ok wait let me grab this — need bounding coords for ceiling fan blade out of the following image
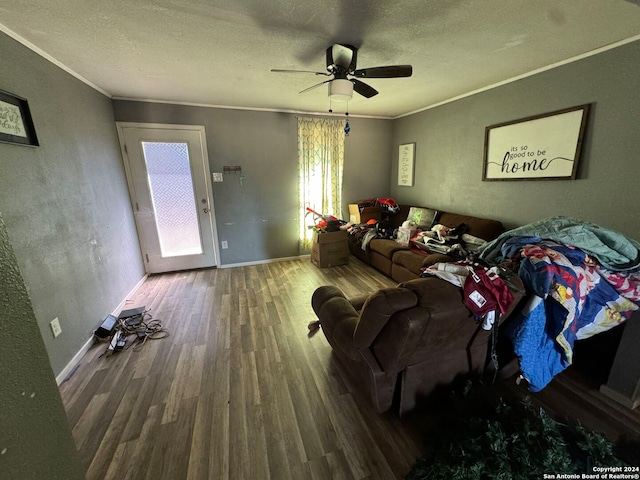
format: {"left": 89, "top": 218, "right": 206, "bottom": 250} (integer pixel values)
{"left": 271, "top": 69, "right": 331, "bottom": 76}
{"left": 352, "top": 65, "right": 413, "bottom": 78}
{"left": 299, "top": 79, "right": 332, "bottom": 94}
{"left": 352, "top": 79, "right": 378, "bottom": 98}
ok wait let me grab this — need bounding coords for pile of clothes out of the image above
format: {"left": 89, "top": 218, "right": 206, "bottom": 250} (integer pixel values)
{"left": 478, "top": 216, "right": 640, "bottom": 392}
{"left": 412, "top": 223, "right": 487, "bottom": 259}
{"left": 421, "top": 260, "right": 518, "bottom": 331}
{"left": 347, "top": 198, "right": 400, "bottom": 250}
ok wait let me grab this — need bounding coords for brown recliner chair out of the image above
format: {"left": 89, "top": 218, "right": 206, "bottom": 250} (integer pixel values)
{"left": 311, "top": 275, "right": 523, "bottom": 415}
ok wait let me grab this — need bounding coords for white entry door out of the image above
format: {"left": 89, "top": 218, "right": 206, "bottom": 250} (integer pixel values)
{"left": 118, "top": 123, "right": 218, "bottom": 274}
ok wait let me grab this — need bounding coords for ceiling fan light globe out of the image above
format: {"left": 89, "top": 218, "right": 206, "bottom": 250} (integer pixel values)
{"left": 328, "top": 79, "right": 353, "bottom": 102}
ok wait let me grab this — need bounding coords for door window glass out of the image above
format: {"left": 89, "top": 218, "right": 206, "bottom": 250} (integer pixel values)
{"left": 142, "top": 142, "right": 203, "bottom": 257}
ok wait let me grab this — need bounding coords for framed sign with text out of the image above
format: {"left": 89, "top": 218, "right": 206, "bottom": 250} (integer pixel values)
{"left": 398, "top": 143, "right": 415, "bottom": 186}
{"left": 0, "top": 89, "right": 39, "bottom": 147}
{"left": 483, "top": 104, "right": 590, "bottom": 181}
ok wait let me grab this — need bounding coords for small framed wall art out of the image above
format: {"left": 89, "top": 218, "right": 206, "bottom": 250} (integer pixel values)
{"left": 0, "top": 89, "right": 39, "bottom": 147}
{"left": 483, "top": 104, "right": 590, "bottom": 181}
{"left": 398, "top": 142, "right": 415, "bottom": 186}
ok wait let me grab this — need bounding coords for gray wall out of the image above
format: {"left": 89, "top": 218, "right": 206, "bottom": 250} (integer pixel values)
{"left": 0, "top": 213, "right": 85, "bottom": 480}
{"left": 112, "top": 101, "right": 392, "bottom": 265}
{"left": 343, "top": 117, "right": 393, "bottom": 212}
{"left": 390, "top": 40, "right": 640, "bottom": 243}
{"left": 0, "top": 32, "right": 145, "bottom": 377}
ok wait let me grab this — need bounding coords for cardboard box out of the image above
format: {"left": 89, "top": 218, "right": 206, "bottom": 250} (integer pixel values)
{"left": 311, "top": 230, "right": 349, "bottom": 268}
{"left": 312, "top": 229, "right": 347, "bottom": 244}
{"left": 348, "top": 204, "right": 383, "bottom": 224}
{"left": 396, "top": 227, "right": 417, "bottom": 246}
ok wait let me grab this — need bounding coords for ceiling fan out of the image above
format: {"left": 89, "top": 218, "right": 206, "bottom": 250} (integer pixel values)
{"left": 271, "top": 44, "right": 412, "bottom": 100}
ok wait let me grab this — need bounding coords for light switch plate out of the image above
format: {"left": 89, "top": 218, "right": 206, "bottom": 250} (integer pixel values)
{"left": 212, "top": 172, "right": 223, "bottom": 182}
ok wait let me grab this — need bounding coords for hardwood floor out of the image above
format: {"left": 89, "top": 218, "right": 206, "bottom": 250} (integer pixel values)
{"left": 59, "top": 257, "right": 640, "bottom": 479}
{"left": 59, "top": 258, "right": 424, "bottom": 480}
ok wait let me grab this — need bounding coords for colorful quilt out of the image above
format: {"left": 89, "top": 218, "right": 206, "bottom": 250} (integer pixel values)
{"left": 503, "top": 238, "right": 640, "bottom": 391}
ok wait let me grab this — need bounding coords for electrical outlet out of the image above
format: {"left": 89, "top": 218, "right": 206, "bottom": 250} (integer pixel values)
{"left": 50, "top": 317, "right": 62, "bottom": 338}
{"left": 212, "top": 172, "right": 223, "bottom": 182}
{"left": 221, "top": 240, "right": 228, "bottom": 249}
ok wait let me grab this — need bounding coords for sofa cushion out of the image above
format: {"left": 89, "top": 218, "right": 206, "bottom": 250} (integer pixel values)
{"left": 393, "top": 250, "right": 454, "bottom": 276}
{"left": 368, "top": 238, "right": 409, "bottom": 260}
{"left": 393, "top": 250, "right": 429, "bottom": 275}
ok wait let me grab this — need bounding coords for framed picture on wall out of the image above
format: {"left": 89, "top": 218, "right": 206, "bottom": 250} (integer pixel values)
{"left": 0, "top": 89, "right": 39, "bottom": 147}
{"left": 483, "top": 104, "right": 590, "bottom": 181}
{"left": 398, "top": 143, "right": 415, "bottom": 186}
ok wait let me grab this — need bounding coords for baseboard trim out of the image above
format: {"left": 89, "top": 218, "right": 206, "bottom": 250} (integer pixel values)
{"left": 110, "top": 274, "right": 149, "bottom": 314}
{"left": 55, "top": 274, "right": 149, "bottom": 385}
{"left": 56, "top": 336, "right": 95, "bottom": 385}
{"left": 219, "top": 254, "right": 310, "bottom": 269}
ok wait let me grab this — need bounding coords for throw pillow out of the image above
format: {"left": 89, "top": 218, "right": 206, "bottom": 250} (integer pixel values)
{"left": 407, "top": 207, "right": 438, "bottom": 229}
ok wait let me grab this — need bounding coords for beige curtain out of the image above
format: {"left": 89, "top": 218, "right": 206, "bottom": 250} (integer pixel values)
{"left": 298, "top": 116, "right": 345, "bottom": 250}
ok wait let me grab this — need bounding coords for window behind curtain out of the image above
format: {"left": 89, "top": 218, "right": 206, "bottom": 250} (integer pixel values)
{"left": 297, "top": 117, "right": 345, "bottom": 250}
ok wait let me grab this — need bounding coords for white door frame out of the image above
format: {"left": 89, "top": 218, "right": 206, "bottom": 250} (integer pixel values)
{"left": 116, "top": 122, "right": 220, "bottom": 273}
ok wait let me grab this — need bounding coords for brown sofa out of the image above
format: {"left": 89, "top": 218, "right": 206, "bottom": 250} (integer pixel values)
{"left": 311, "top": 274, "right": 524, "bottom": 415}
{"left": 348, "top": 204, "right": 506, "bottom": 283}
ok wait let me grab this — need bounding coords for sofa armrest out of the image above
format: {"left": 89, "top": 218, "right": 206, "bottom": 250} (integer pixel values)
{"left": 312, "top": 285, "right": 346, "bottom": 313}
{"left": 311, "top": 286, "right": 361, "bottom": 359}
{"left": 311, "top": 287, "right": 372, "bottom": 316}
{"left": 353, "top": 288, "right": 418, "bottom": 349}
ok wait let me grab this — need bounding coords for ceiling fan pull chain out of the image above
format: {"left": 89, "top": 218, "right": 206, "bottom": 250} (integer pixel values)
{"left": 344, "top": 111, "right": 350, "bottom": 136}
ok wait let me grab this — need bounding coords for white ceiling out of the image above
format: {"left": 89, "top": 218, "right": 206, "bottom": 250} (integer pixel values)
{"left": 1, "top": 0, "right": 639, "bottom": 118}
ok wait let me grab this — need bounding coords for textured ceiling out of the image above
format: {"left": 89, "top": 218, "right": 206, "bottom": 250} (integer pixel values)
{"left": 1, "top": 0, "right": 639, "bottom": 118}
